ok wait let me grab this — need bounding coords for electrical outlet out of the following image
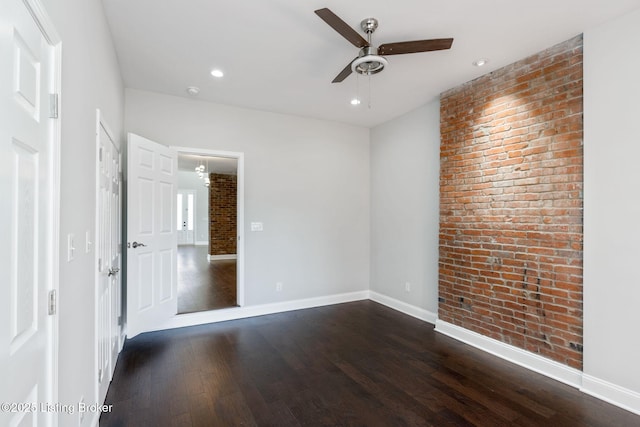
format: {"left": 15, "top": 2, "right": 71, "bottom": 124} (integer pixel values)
{"left": 405, "top": 282, "right": 411, "bottom": 292}
{"left": 276, "top": 282, "right": 283, "bottom": 292}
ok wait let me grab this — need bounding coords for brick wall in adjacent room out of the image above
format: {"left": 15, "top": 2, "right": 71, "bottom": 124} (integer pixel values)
{"left": 439, "top": 35, "right": 583, "bottom": 369}
{"left": 209, "top": 173, "right": 237, "bottom": 256}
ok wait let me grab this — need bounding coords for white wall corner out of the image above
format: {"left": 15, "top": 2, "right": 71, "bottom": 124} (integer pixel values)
{"left": 369, "top": 291, "right": 437, "bottom": 324}
{"left": 581, "top": 375, "right": 640, "bottom": 416}
{"left": 435, "top": 320, "right": 583, "bottom": 389}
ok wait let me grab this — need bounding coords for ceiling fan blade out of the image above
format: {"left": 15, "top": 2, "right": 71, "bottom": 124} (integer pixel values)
{"left": 378, "top": 38, "right": 453, "bottom": 56}
{"left": 332, "top": 58, "right": 357, "bottom": 83}
{"left": 315, "top": 8, "right": 369, "bottom": 48}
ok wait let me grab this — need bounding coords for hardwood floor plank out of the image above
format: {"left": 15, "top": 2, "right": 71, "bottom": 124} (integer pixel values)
{"left": 178, "top": 245, "right": 236, "bottom": 314}
{"left": 101, "top": 301, "right": 640, "bottom": 426}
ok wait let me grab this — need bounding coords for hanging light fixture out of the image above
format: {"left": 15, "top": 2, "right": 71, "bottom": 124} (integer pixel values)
{"left": 196, "top": 158, "right": 205, "bottom": 179}
{"left": 204, "top": 159, "right": 210, "bottom": 187}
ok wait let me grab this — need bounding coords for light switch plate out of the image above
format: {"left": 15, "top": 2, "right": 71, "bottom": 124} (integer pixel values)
{"left": 251, "top": 222, "right": 263, "bottom": 232}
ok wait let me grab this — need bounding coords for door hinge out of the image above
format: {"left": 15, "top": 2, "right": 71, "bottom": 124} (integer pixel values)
{"left": 99, "top": 147, "right": 103, "bottom": 162}
{"left": 48, "top": 289, "right": 57, "bottom": 315}
{"left": 49, "top": 93, "right": 59, "bottom": 119}
{"left": 98, "top": 258, "right": 102, "bottom": 271}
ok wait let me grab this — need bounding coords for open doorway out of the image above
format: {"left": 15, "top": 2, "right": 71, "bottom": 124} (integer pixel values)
{"left": 176, "top": 152, "right": 240, "bottom": 314}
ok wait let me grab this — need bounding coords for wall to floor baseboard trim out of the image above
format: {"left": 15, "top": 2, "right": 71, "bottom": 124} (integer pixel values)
{"left": 581, "top": 375, "right": 640, "bottom": 416}
{"left": 369, "top": 291, "right": 437, "bottom": 324}
{"left": 207, "top": 254, "right": 237, "bottom": 261}
{"left": 435, "top": 320, "right": 583, "bottom": 388}
{"left": 150, "top": 290, "right": 370, "bottom": 333}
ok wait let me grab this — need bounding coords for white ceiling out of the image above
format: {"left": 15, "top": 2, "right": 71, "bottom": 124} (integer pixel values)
{"left": 177, "top": 153, "right": 237, "bottom": 175}
{"left": 102, "top": 0, "right": 640, "bottom": 128}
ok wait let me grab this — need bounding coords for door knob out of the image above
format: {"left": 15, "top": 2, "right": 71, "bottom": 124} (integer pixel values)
{"left": 108, "top": 267, "right": 120, "bottom": 277}
{"left": 132, "top": 241, "right": 147, "bottom": 248}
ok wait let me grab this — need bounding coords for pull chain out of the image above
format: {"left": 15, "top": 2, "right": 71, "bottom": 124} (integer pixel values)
{"left": 368, "top": 74, "right": 372, "bottom": 109}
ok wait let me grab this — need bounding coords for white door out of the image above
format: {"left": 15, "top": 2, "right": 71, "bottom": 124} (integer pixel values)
{"left": 96, "top": 112, "right": 121, "bottom": 404}
{"left": 0, "top": 0, "right": 59, "bottom": 425}
{"left": 177, "top": 190, "right": 195, "bottom": 245}
{"left": 127, "top": 133, "right": 177, "bottom": 337}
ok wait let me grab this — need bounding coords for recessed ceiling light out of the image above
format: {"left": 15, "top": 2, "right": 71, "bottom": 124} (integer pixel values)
{"left": 186, "top": 86, "right": 200, "bottom": 96}
{"left": 350, "top": 98, "right": 361, "bottom": 106}
{"left": 472, "top": 59, "right": 488, "bottom": 67}
{"left": 210, "top": 69, "right": 224, "bottom": 78}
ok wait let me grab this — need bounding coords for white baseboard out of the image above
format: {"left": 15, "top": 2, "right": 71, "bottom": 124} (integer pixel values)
{"left": 207, "top": 254, "right": 237, "bottom": 261}
{"left": 195, "top": 240, "right": 208, "bottom": 246}
{"left": 581, "top": 374, "right": 640, "bottom": 416}
{"left": 153, "top": 290, "right": 370, "bottom": 332}
{"left": 369, "top": 291, "right": 437, "bottom": 324}
{"left": 435, "top": 320, "right": 583, "bottom": 388}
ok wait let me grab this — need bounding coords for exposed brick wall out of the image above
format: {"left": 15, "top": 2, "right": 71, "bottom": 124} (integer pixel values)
{"left": 209, "top": 173, "right": 237, "bottom": 256}
{"left": 439, "top": 35, "right": 583, "bottom": 369}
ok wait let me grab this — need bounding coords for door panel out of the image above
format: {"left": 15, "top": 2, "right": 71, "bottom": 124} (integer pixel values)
{"left": 96, "top": 112, "right": 121, "bottom": 405}
{"left": 159, "top": 249, "right": 173, "bottom": 301}
{"left": 0, "top": 0, "right": 58, "bottom": 425}
{"left": 137, "top": 252, "right": 154, "bottom": 310}
{"left": 127, "top": 133, "right": 177, "bottom": 337}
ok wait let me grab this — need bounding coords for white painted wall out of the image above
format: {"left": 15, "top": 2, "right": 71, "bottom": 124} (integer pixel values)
{"left": 40, "top": 0, "right": 124, "bottom": 425}
{"left": 177, "top": 170, "right": 210, "bottom": 245}
{"left": 583, "top": 7, "right": 640, "bottom": 406}
{"left": 370, "top": 101, "right": 441, "bottom": 317}
{"left": 125, "top": 89, "right": 370, "bottom": 305}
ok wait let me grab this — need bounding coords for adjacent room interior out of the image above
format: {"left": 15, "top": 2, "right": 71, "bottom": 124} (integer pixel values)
{"left": 176, "top": 153, "right": 239, "bottom": 314}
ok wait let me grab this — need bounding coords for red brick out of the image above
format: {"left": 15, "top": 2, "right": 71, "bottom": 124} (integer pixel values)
{"left": 439, "top": 35, "right": 583, "bottom": 369}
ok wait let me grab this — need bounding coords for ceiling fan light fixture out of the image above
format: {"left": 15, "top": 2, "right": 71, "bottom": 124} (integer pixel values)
{"left": 352, "top": 54, "right": 388, "bottom": 76}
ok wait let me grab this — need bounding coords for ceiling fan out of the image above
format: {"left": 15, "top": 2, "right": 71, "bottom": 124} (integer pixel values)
{"left": 315, "top": 8, "right": 454, "bottom": 83}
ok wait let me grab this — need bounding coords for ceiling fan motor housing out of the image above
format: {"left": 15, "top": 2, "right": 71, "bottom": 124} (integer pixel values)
{"left": 361, "top": 18, "right": 379, "bottom": 34}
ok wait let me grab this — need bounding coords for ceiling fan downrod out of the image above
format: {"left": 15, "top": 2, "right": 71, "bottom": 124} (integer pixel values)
{"left": 352, "top": 17, "right": 387, "bottom": 76}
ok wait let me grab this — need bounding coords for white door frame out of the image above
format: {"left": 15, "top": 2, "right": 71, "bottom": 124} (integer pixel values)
{"left": 173, "top": 146, "right": 245, "bottom": 308}
{"left": 29, "top": 1, "right": 62, "bottom": 417}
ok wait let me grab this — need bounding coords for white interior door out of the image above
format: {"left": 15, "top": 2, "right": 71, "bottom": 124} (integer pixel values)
{"left": 96, "top": 111, "right": 121, "bottom": 405}
{"left": 0, "top": 0, "right": 59, "bottom": 425}
{"left": 127, "top": 133, "right": 177, "bottom": 337}
{"left": 177, "top": 189, "right": 195, "bottom": 245}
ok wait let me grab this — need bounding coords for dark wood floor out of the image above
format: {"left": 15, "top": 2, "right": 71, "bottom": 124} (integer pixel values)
{"left": 100, "top": 301, "right": 640, "bottom": 427}
{"left": 177, "top": 245, "right": 236, "bottom": 314}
